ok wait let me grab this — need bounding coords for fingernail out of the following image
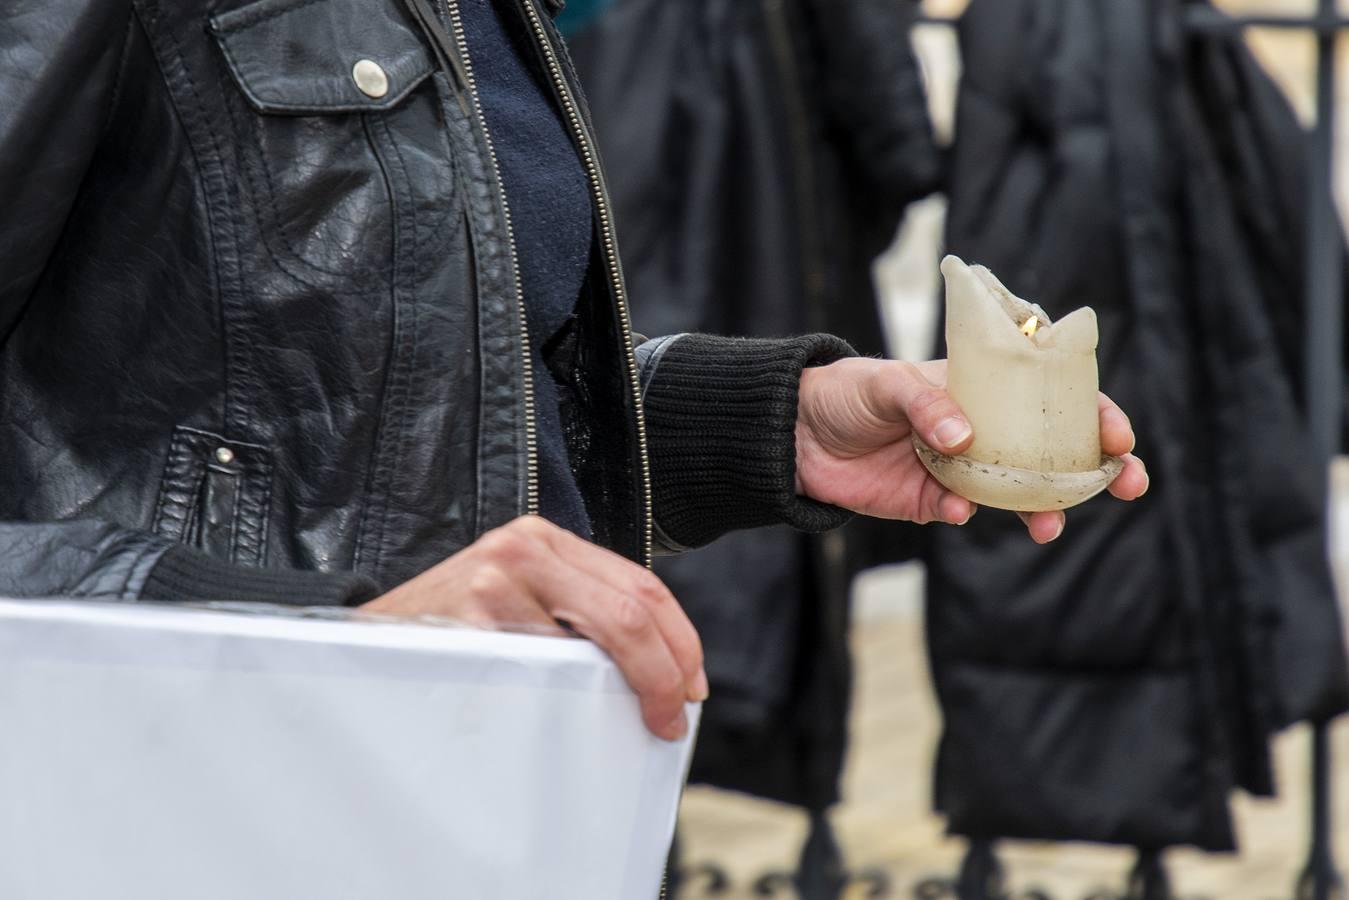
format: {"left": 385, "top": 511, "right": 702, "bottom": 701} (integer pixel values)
{"left": 1139, "top": 470, "right": 1151, "bottom": 497}
{"left": 663, "top": 709, "right": 689, "bottom": 741}
{"left": 1051, "top": 516, "right": 1065, "bottom": 542}
{"left": 934, "top": 417, "right": 973, "bottom": 449}
{"left": 690, "top": 668, "right": 710, "bottom": 703}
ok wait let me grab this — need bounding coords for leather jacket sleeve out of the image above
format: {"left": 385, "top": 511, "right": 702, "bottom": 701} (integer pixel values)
{"left": 0, "top": 519, "right": 377, "bottom": 606}
{"left": 1, "top": 0, "right": 133, "bottom": 325}
{"left": 800, "top": 0, "right": 943, "bottom": 205}
{"left": 0, "top": 4, "right": 158, "bottom": 600}
{"left": 0, "top": 521, "right": 169, "bottom": 600}
{"left": 0, "top": 3, "right": 378, "bottom": 607}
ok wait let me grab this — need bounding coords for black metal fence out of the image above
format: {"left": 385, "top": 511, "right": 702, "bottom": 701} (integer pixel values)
{"left": 673, "top": 2, "right": 1346, "bottom": 897}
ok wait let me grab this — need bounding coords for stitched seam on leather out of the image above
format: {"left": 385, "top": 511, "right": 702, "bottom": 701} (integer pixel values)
{"left": 435, "top": 64, "right": 522, "bottom": 536}
{"left": 220, "top": 90, "right": 386, "bottom": 285}
{"left": 184, "top": 469, "right": 207, "bottom": 547}
{"left": 431, "top": 78, "right": 492, "bottom": 537}
{"left": 350, "top": 92, "right": 459, "bottom": 571}
{"left": 213, "top": 29, "right": 433, "bottom": 115}
{"left": 352, "top": 114, "right": 416, "bottom": 573}
{"left": 153, "top": 426, "right": 276, "bottom": 566}
{"left": 380, "top": 113, "right": 423, "bottom": 571}
{"left": 249, "top": 455, "right": 275, "bottom": 567}
{"left": 210, "top": 30, "right": 279, "bottom": 114}
{"left": 382, "top": 117, "right": 421, "bottom": 287}
{"left": 211, "top": 0, "right": 329, "bottom": 35}
{"left": 208, "top": 2, "right": 422, "bottom": 280}
{"left": 204, "top": 464, "right": 243, "bottom": 560}
{"left": 351, "top": 115, "right": 398, "bottom": 572}
{"left": 426, "top": 74, "right": 466, "bottom": 236}
{"left": 150, "top": 431, "right": 183, "bottom": 536}
{"left": 101, "top": 5, "right": 139, "bottom": 140}
{"left": 204, "top": 438, "right": 273, "bottom": 566}
{"left": 367, "top": 113, "right": 422, "bottom": 574}
{"left": 137, "top": 1, "right": 252, "bottom": 435}
{"left": 124, "top": 541, "right": 169, "bottom": 600}
{"left": 152, "top": 427, "right": 207, "bottom": 540}
{"left": 229, "top": 472, "right": 243, "bottom": 561}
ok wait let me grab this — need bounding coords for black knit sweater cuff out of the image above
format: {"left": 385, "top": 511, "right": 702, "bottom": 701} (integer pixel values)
{"left": 641, "top": 333, "right": 857, "bottom": 550}
{"left": 141, "top": 545, "right": 382, "bottom": 608}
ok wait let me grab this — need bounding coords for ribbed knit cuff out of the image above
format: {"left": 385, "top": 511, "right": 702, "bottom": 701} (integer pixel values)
{"left": 140, "top": 545, "right": 381, "bottom": 608}
{"left": 641, "top": 333, "right": 857, "bottom": 550}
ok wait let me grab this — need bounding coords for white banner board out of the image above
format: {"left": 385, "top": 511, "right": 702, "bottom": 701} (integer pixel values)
{"left": 0, "top": 599, "right": 697, "bottom": 900}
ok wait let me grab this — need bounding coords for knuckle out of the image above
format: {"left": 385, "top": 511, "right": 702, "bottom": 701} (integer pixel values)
{"left": 479, "top": 528, "right": 527, "bottom": 563}
{"left": 891, "top": 360, "right": 921, "bottom": 386}
{"left": 871, "top": 361, "right": 917, "bottom": 398}
{"left": 908, "top": 387, "right": 950, "bottom": 420}
{"left": 632, "top": 573, "right": 669, "bottom": 607}
{"left": 513, "top": 515, "right": 551, "bottom": 538}
{"left": 466, "top": 564, "right": 509, "bottom": 603}
{"left": 613, "top": 594, "right": 653, "bottom": 640}
{"left": 860, "top": 366, "right": 895, "bottom": 408}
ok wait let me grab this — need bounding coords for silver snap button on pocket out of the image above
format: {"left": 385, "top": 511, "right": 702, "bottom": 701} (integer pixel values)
{"left": 352, "top": 59, "right": 389, "bottom": 99}
{"left": 214, "top": 447, "right": 236, "bottom": 465}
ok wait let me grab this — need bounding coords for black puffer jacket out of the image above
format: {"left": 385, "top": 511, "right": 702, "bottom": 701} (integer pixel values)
{"left": 930, "top": 0, "right": 1349, "bottom": 850}
{"left": 0, "top": 0, "right": 847, "bottom": 606}
{"left": 570, "top": 0, "right": 940, "bottom": 809}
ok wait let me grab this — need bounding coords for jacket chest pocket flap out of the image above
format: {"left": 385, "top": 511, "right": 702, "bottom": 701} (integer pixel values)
{"left": 207, "top": 0, "right": 439, "bottom": 285}
{"left": 209, "top": 0, "right": 435, "bottom": 115}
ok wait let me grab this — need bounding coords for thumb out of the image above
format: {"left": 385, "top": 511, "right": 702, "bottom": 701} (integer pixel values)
{"left": 884, "top": 365, "right": 974, "bottom": 454}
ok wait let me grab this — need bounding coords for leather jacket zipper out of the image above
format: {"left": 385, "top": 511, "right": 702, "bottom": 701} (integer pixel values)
{"left": 517, "top": 0, "right": 655, "bottom": 569}
{"left": 515, "top": 6, "right": 661, "bottom": 893}
{"left": 439, "top": 0, "right": 541, "bottom": 517}
{"left": 388, "top": 9, "right": 662, "bottom": 896}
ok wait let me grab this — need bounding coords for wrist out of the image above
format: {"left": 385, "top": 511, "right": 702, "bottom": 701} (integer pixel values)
{"left": 794, "top": 366, "right": 824, "bottom": 496}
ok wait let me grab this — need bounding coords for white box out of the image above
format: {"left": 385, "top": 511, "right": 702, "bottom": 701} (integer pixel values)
{"left": 0, "top": 599, "right": 697, "bottom": 900}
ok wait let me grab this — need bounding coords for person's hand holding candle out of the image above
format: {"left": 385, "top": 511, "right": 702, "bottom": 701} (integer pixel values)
{"left": 793, "top": 257, "right": 1148, "bottom": 544}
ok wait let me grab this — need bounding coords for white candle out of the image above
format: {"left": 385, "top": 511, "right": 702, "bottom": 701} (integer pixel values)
{"left": 913, "top": 256, "right": 1121, "bottom": 511}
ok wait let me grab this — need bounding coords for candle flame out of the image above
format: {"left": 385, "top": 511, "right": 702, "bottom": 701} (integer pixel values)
{"left": 1021, "top": 316, "right": 1040, "bottom": 338}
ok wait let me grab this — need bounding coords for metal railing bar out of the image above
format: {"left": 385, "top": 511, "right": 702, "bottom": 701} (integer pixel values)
{"left": 1298, "top": 1, "right": 1345, "bottom": 897}
{"left": 1182, "top": 6, "right": 1349, "bottom": 33}
{"left": 917, "top": 9, "right": 1349, "bottom": 33}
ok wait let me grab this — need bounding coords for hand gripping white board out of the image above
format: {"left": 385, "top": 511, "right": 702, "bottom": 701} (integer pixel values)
{"left": 0, "top": 599, "right": 697, "bottom": 900}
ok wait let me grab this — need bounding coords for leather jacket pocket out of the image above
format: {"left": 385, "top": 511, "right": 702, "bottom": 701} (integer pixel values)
{"left": 209, "top": 0, "right": 435, "bottom": 114}
{"left": 207, "top": 0, "right": 437, "bottom": 286}
{"left": 152, "top": 427, "right": 274, "bottom": 566}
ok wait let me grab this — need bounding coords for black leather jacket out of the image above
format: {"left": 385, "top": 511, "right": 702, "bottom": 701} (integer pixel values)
{"left": 0, "top": 0, "right": 848, "bottom": 604}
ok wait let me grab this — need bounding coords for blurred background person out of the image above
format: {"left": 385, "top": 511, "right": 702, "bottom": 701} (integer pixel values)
{"left": 564, "top": 0, "right": 942, "bottom": 891}
{"left": 928, "top": 0, "right": 1348, "bottom": 856}
{"left": 563, "top": 0, "right": 1349, "bottom": 896}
